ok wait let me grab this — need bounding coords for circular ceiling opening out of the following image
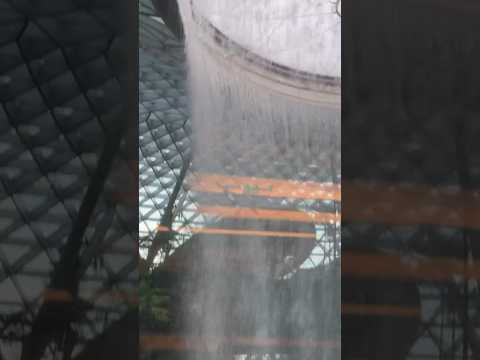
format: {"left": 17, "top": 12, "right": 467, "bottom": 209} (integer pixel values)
{"left": 194, "top": 0, "right": 341, "bottom": 77}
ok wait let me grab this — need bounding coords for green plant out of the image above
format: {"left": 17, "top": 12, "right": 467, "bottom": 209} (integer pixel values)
{"left": 139, "top": 276, "right": 170, "bottom": 325}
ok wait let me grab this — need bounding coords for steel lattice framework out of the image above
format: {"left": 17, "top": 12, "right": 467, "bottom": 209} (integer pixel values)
{"left": 139, "top": 0, "right": 197, "bottom": 264}
{"left": 139, "top": 0, "right": 341, "bottom": 272}
{"left": 0, "top": 1, "right": 137, "bottom": 359}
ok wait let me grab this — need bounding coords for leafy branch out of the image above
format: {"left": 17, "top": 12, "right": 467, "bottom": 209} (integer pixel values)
{"left": 139, "top": 276, "right": 170, "bottom": 327}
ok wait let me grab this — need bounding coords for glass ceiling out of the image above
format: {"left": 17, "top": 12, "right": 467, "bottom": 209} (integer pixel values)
{"left": 139, "top": 0, "right": 197, "bottom": 263}
{"left": 140, "top": 5, "right": 340, "bottom": 357}
{"left": 0, "top": 2, "right": 136, "bottom": 358}
{"left": 139, "top": 0, "right": 340, "bottom": 271}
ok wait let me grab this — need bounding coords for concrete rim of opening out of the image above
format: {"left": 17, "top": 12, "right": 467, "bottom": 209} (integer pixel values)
{"left": 189, "top": 0, "right": 341, "bottom": 108}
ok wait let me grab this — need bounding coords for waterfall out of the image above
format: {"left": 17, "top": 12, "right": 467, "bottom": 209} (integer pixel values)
{"left": 177, "top": 1, "right": 340, "bottom": 358}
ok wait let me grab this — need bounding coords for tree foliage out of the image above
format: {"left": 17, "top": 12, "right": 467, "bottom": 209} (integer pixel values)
{"left": 139, "top": 276, "right": 170, "bottom": 327}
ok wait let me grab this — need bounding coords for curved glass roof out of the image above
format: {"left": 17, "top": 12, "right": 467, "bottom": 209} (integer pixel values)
{"left": 0, "top": 2, "right": 136, "bottom": 358}
{"left": 139, "top": 1, "right": 198, "bottom": 263}
{"left": 139, "top": 0, "right": 340, "bottom": 272}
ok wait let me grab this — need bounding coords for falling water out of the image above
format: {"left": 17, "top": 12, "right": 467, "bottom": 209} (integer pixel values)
{"left": 177, "top": 0, "right": 340, "bottom": 359}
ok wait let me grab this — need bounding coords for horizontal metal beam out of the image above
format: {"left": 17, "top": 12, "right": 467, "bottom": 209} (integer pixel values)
{"left": 140, "top": 334, "right": 338, "bottom": 352}
{"left": 197, "top": 205, "right": 340, "bottom": 224}
{"left": 344, "top": 180, "right": 480, "bottom": 229}
{"left": 343, "top": 252, "right": 479, "bottom": 282}
{"left": 189, "top": 173, "right": 340, "bottom": 201}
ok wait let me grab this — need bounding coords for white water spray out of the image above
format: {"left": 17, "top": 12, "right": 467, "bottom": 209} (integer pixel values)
{"left": 178, "top": 1, "right": 340, "bottom": 358}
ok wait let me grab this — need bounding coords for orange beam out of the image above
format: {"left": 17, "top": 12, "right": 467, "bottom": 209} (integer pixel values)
{"left": 140, "top": 335, "right": 338, "bottom": 352}
{"left": 189, "top": 175, "right": 480, "bottom": 228}
{"left": 189, "top": 173, "right": 340, "bottom": 201}
{"left": 343, "top": 252, "right": 479, "bottom": 281}
{"left": 43, "top": 289, "right": 73, "bottom": 303}
{"left": 157, "top": 225, "right": 170, "bottom": 232}
{"left": 189, "top": 227, "right": 316, "bottom": 239}
{"left": 158, "top": 225, "right": 316, "bottom": 239}
{"left": 342, "top": 304, "right": 420, "bottom": 318}
{"left": 343, "top": 181, "right": 480, "bottom": 229}
{"left": 198, "top": 205, "right": 340, "bottom": 223}
{"left": 161, "top": 251, "right": 477, "bottom": 282}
